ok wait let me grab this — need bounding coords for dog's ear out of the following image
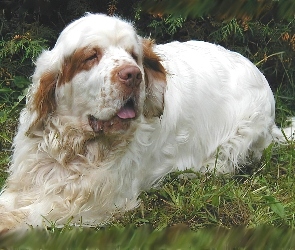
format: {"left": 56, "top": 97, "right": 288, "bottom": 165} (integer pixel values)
{"left": 142, "top": 38, "right": 167, "bottom": 118}
{"left": 25, "top": 51, "right": 60, "bottom": 134}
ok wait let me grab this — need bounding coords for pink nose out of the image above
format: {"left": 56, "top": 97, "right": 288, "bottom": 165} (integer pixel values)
{"left": 118, "top": 66, "right": 142, "bottom": 87}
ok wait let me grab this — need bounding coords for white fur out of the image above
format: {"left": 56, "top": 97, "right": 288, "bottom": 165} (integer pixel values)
{"left": 0, "top": 13, "right": 293, "bottom": 232}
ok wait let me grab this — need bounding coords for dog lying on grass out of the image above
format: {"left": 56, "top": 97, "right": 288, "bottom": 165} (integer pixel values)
{"left": 0, "top": 13, "right": 293, "bottom": 232}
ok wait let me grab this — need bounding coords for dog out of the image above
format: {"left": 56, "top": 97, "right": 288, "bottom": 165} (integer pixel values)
{"left": 0, "top": 13, "right": 293, "bottom": 232}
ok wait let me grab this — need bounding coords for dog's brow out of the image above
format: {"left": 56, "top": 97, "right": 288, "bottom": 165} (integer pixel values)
{"left": 58, "top": 46, "right": 102, "bottom": 85}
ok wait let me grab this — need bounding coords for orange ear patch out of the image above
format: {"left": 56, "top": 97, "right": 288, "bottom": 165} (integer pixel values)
{"left": 142, "top": 39, "right": 166, "bottom": 82}
{"left": 142, "top": 39, "right": 167, "bottom": 118}
{"left": 32, "top": 71, "right": 58, "bottom": 122}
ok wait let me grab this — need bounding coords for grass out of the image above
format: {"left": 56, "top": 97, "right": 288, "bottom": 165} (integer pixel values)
{"left": 1, "top": 225, "right": 295, "bottom": 249}
{"left": 1, "top": 103, "right": 295, "bottom": 249}
{"left": 114, "top": 141, "right": 295, "bottom": 232}
{"left": 0, "top": 104, "right": 18, "bottom": 188}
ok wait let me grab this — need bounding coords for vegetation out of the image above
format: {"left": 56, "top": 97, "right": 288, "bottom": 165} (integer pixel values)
{"left": 1, "top": 0, "right": 295, "bottom": 248}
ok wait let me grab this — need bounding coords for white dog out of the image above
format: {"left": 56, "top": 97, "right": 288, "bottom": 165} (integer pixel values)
{"left": 0, "top": 13, "right": 293, "bottom": 232}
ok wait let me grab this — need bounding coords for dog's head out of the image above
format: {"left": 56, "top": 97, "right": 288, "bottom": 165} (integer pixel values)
{"left": 26, "top": 13, "right": 166, "bottom": 137}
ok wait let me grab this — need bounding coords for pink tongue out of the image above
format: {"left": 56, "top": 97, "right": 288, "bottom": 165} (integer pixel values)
{"left": 117, "top": 106, "right": 136, "bottom": 119}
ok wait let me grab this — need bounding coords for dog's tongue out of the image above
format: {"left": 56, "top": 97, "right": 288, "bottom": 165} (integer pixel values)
{"left": 117, "top": 106, "right": 136, "bottom": 119}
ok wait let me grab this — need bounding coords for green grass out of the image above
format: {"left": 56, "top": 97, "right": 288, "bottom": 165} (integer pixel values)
{"left": 0, "top": 104, "right": 18, "bottom": 188}
{"left": 1, "top": 104, "right": 295, "bottom": 249}
{"left": 114, "top": 142, "right": 295, "bottom": 231}
{"left": 1, "top": 225, "right": 295, "bottom": 249}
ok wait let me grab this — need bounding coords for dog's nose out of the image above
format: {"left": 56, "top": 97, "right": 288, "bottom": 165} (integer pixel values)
{"left": 118, "top": 66, "right": 142, "bottom": 87}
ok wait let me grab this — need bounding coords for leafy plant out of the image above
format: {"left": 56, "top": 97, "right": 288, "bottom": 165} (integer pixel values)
{"left": 0, "top": 26, "right": 51, "bottom": 157}
{"left": 141, "top": 0, "right": 295, "bottom": 21}
{"left": 209, "top": 18, "right": 244, "bottom": 42}
{"left": 0, "top": 33, "right": 47, "bottom": 103}
{"left": 148, "top": 14, "right": 186, "bottom": 37}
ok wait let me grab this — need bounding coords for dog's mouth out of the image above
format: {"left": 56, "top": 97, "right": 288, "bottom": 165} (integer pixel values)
{"left": 116, "top": 98, "right": 136, "bottom": 119}
{"left": 88, "top": 98, "right": 137, "bottom": 133}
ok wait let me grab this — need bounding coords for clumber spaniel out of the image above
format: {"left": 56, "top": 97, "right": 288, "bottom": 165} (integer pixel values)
{"left": 0, "top": 13, "right": 293, "bottom": 232}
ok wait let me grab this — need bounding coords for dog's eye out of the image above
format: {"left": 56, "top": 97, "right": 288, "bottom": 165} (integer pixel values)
{"left": 85, "top": 53, "right": 98, "bottom": 62}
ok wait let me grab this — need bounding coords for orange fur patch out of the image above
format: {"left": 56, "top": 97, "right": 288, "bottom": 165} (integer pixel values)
{"left": 142, "top": 39, "right": 167, "bottom": 118}
{"left": 143, "top": 39, "right": 166, "bottom": 83}
{"left": 58, "top": 46, "right": 102, "bottom": 85}
{"left": 32, "top": 71, "right": 58, "bottom": 122}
